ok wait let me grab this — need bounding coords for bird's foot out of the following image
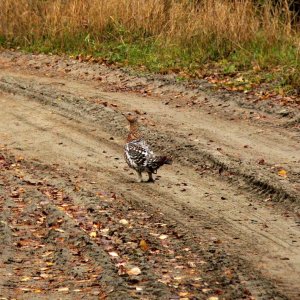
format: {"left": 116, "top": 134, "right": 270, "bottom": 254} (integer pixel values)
{"left": 146, "top": 172, "right": 155, "bottom": 183}
{"left": 136, "top": 172, "right": 143, "bottom": 183}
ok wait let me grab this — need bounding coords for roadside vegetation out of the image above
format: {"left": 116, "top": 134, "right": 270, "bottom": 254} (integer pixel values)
{"left": 1, "top": 0, "right": 300, "bottom": 94}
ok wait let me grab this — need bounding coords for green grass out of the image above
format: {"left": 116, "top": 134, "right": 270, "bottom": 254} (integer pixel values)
{"left": 1, "top": 0, "right": 300, "bottom": 95}
{"left": 1, "top": 30, "right": 299, "bottom": 95}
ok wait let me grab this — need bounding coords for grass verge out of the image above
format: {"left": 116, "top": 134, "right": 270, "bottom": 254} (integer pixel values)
{"left": 0, "top": 0, "right": 300, "bottom": 95}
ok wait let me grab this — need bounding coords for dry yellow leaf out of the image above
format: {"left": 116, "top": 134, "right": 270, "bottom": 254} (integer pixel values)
{"left": 139, "top": 239, "right": 149, "bottom": 251}
{"left": 278, "top": 169, "right": 287, "bottom": 177}
{"left": 89, "top": 231, "right": 97, "bottom": 238}
{"left": 20, "top": 276, "right": 31, "bottom": 282}
{"left": 179, "top": 292, "right": 189, "bottom": 296}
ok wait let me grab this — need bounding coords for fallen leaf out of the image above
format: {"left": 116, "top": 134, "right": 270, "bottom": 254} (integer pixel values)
{"left": 42, "top": 251, "right": 53, "bottom": 257}
{"left": 57, "top": 287, "right": 69, "bottom": 292}
{"left": 119, "top": 219, "right": 129, "bottom": 225}
{"left": 278, "top": 169, "right": 287, "bottom": 177}
{"left": 90, "top": 231, "right": 97, "bottom": 238}
{"left": 224, "top": 269, "right": 233, "bottom": 279}
{"left": 100, "top": 228, "right": 109, "bottom": 236}
{"left": 118, "top": 264, "right": 127, "bottom": 276}
{"left": 20, "top": 276, "right": 31, "bottom": 282}
{"left": 174, "top": 276, "right": 183, "bottom": 281}
{"left": 10, "top": 191, "right": 20, "bottom": 198}
{"left": 159, "top": 234, "right": 168, "bottom": 240}
{"left": 139, "top": 239, "right": 149, "bottom": 251}
{"left": 127, "top": 266, "right": 141, "bottom": 276}
{"left": 108, "top": 251, "right": 119, "bottom": 257}
{"left": 187, "top": 261, "right": 196, "bottom": 268}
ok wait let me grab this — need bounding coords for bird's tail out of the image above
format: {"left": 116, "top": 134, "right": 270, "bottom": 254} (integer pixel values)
{"left": 154, "top": 156, "right": 173, "bottom": 166}
{"left": 160, "top": 156, "right": 173, "bottom": 165}
{"left": 149, "top": 156, "right": 172, "bottom": 173}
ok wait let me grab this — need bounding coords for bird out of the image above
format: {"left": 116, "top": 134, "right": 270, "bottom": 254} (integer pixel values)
{"left": 123, "top": 112, "right": 172, "bottom": 182}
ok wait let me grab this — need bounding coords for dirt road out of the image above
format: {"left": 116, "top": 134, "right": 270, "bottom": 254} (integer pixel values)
{"left": 0, "top": 51, "right": 299, "bottom": 299}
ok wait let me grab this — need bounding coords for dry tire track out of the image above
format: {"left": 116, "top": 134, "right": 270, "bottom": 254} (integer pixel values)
{"left": 0, "top": 69, "right": 299, "bottom": 298}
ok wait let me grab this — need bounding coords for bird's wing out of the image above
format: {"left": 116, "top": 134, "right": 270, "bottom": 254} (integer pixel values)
{"left": 136, "top": 139, "right": 154, "bottom": 154}
{"left": 125, "top": 141, "right": 152, "bottom": 168}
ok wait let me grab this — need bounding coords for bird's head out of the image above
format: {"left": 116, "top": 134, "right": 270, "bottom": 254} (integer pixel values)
{"left": 122, "top": 111, "right": 138, "bottom": 124}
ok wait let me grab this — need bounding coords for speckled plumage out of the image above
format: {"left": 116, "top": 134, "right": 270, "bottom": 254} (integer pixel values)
{"left": 123, "top": 112, "right": 172, "bottom": 182}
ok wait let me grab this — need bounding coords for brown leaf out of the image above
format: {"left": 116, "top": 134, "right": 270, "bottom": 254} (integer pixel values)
{"left": 10, "top": 190, "right": 20, "bottom": 198}
{"left": 40, "top": 273, "right": 50, "bottom": 279}
{"left": 139, "top": 239, "right": 149, "bottom": 251}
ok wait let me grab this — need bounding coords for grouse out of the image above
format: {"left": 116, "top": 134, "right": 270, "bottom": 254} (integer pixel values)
{"left": 123, "top": 112, "right": 172, "bottom": 182}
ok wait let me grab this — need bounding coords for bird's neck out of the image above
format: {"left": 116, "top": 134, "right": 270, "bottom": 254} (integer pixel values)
{"left": 127, "top": 122, "right": 140, "bottom": 142}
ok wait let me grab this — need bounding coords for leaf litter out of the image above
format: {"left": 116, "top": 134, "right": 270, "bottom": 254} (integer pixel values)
{"left": 0, "top": 147, "right": 253, "bottom": 299}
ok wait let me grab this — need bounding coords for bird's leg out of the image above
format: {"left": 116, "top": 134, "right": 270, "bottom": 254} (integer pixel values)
{"left": 147, "top": 172, "right": 154, "bottom": 183}
{"left": 136, "top": 171, "right": 143, "bottom": 183}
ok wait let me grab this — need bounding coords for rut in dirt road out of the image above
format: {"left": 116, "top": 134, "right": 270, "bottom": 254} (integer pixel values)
{"left": 0, "top": 52, "right": 299, "bottom": 299}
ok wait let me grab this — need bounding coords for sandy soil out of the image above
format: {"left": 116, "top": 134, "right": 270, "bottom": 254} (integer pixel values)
{"left": 0, "top": 51, "right": 299, "bottom": 299}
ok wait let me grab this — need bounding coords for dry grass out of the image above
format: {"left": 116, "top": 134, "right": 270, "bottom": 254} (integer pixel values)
{"left": 0, "top": 0, "right": 296, "bottom": 44}
{"left": 1, "top": 0, "right": 300, "bottom": 90}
